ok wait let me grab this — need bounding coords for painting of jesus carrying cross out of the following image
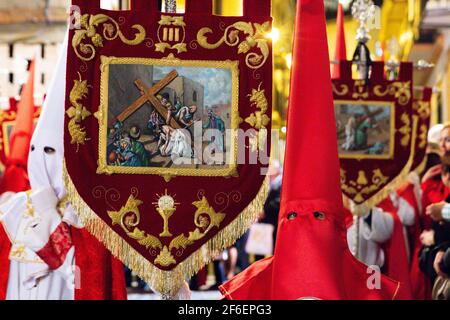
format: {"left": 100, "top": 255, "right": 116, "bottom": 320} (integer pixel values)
{"left": 334, "top": 101, "right": 395, "bottom": 160}
{"left": 97, "top": 57, "right": 239, "bottom": 177}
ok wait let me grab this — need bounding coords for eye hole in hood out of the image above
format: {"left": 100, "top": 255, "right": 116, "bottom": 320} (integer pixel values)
{"left": 314, "top": 211, "right": 326, "bottom": 221}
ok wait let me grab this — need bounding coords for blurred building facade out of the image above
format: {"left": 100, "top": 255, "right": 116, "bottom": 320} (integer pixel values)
{"left": 0, "top": 0, "right": 68, "bottom": 107}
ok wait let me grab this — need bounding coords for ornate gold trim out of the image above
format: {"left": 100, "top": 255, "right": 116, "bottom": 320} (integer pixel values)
{"left": 332, "top": 83, "right": 349, "bottom": 96}
{"left": 63, "top": 163, "right": 269, "bottom": 296}
{"left": 107, "top": 192, "right": 226, "bottom": 269}
{"left": 245, "top": 82, "right": 270, "bottom": 154}
{"left": 72, "top": 14, "right": 146, "bottom": 61}
{"left": 197, "top": 21, "right": 271, "bottom": 69}
{"left": 413, "top": 100, "right": 431, "bottom": 119}
{"left": 352, "top": 80, "right": 369, "bottom": 100}
{"left": 97, "top": 56, "right": 240, "bottom": 179}
{"left": 399, "top": 112, "right": 411, "bottom": 147}
{"left": 335, "top": 100, "right": 396, "bottom": 160}
{"left": 373, "top": 81, "right": 412, "bottom": 106}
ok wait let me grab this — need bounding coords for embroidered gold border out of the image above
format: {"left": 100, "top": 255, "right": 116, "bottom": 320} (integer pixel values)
{"left": 63, "top": 162, "right": 269, "bottom": 296}
{"left": 96, "top": 56, "right": 240, "bottom": 178}
{"left": 2, "top": 117, "right": 40, "bottom": 158}
{"left": 335, "top": 100, "right": 396, "bottom": 160}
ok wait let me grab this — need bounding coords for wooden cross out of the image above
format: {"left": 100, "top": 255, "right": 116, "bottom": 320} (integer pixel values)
{"left": 115, "top": 70, "right": 183, "bottom": 129}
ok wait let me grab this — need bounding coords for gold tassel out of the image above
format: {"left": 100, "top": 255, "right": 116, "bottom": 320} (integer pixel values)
{"left": 63, "top": 166, "right": 269, "bottom": 297}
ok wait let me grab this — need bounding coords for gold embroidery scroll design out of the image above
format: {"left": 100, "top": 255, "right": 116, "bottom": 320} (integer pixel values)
{"left": 107, "top": 193, "right": 226, "bottom": 268}
{"left": 245, "top": 83, "right": 270, "bottom": 153}
{"left": 340, "top": 168, "right": 389, "bottom": 203}
{"left": 399, "top": 112, "right": 412, "bottom": 147}
{"left": 156, "top": 15, "right": 187, "bottom": 54}
{"left": 72, "top": 14, "right": 146, "bottom": 61}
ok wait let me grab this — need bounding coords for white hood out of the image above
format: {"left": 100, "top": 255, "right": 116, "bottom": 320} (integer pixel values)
{"left": 28, "top": 35, "right": 68, "bottom": 200}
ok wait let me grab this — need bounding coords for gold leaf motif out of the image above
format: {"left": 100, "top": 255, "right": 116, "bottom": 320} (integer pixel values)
{"left": 137, "top": 233, "right": 163, "bottom": 250}
{"left": 352, "top": 80, "right": 369, "bottom": 99}
{"left": 333, "top": 83, "right": 349, "bottom": 96}
{"left": 414, "top": 101, "right": 431, "bottom": 119}
{"left": 10, "top": 244, "right": 26, "bottom": 259}
{"left": 72, "top": 14, "right": 146, "bottom": 61}
{"left": 249, "top": 82, "right": 268, "bottom": 114}
{"left": 107, "top": 195, "right": 163, "bottom": 252}
{"left": 108, "top": 192, "right": 226, "bottom": 268}
{"left": 159, "top": 15, "right": 173, "bottom": 26}
{"left": 196, "top": 21, "right": 271, "bottom": 69}
{"left": 171, "top": 16, "right": 186, "bottom": 27}
{"left": 169, "top": 234, "right": 191, "bottom": 250}
{"left": 245, "top": 112, "right": 270, "bottom": 130}
{"left": 155, "top": 42, "right": 171, "bottom": 53}
{"left": 155, "top": 246, "right": 176, "bottom": 267}
{"left": 193, "top": 197, "right": 226, "bottom": 232}
{"left": 172, "top": 43, "right": 187, "bottom": 54}
{"left": 399, "top": 112, "right": 411, "bottom": 147}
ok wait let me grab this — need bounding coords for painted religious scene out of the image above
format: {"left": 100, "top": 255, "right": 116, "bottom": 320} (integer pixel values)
{"left": 335, "top": 102, "right": 394, "bottom": 159}
{"left": 103, "top": 61, "right": 236, "bottom": 172}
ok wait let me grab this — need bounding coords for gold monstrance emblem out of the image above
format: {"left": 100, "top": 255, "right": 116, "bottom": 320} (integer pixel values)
{"left": 153, "top": 190, "right": 179, "bottom": 237}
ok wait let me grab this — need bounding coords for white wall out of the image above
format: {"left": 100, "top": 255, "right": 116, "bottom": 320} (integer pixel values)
{"left": 0, "top": 42, "right": 61, "bottom": 108}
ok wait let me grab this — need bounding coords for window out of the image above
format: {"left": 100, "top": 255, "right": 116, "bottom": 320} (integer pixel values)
{"left": 193, "top": 91, "right": 197, "bottom": 102}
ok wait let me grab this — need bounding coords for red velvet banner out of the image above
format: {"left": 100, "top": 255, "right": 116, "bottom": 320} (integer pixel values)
{"left": 333, "top": 61, "right": 414, "bottom": 208}
{"left": 64, "top": 0, "right": 272, "bottom": 294}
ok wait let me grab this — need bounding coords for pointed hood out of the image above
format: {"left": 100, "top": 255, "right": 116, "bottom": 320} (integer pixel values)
{"left": 331, "top": 3, "right": 347, "bottom": 79}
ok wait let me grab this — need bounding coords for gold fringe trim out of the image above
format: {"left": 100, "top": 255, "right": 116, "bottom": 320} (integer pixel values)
{"left": 349, "top": 115, "right": 419, "bottom": 216}
{"left": 413, "top": 153, "right": 428, "bottom": 177}
{"left": 63, "top": 166, "right": 269, "bottom": 297}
